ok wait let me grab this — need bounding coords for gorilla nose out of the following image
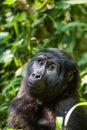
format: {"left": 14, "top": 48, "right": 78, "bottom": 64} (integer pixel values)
{"left": 32, "top": 72, "right": 41, "bottom": 80}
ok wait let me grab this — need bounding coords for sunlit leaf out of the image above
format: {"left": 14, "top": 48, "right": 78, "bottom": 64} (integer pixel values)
{"left": 56, "top": 117, "right": 63, "bottom": 130}
{"left": 0, "top": 32, "right": 9, "bottom": 39}
{"left": 3, "top": 0, "right": 17, "bottom": 5}
{"left": 0, "top": 50, "right": 14, "bottom": 64}
{"left": 64, "top": 0, "right": 87, "bottom": 4}
{"left": 15, "top": 63, "right": 27, "bottom": 77}
{"left": 81, "top": 75, "right": 87, "bottom": 85}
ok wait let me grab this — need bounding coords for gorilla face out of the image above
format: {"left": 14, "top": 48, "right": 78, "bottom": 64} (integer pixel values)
{"left": 25, "top": 48, "right": 79, "bottom": 102}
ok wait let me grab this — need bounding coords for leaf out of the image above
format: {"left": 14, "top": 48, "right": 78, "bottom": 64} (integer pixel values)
{"left": 62, "top": 22, "right": 87, "bottom": 31}
{"left": 0, "top": 50, "right": 14, "bottom": 65}
{"left": 78, "top": 53, "right": 87, "bottom": 66}
{"left": 3, "top": 0, "right": 17, "bottom": 5}
{"left": 32, "top": 14, "right": 47, "bottom": 28}
{"left": 64, "top": 0, "right": 87, "bottom": 5}
{"left": 15, "top": 63, "right": 27, "bottom": 77}
{"left": 0, "top": 32, "right": 9, "bottom": 39}
{"left": 81, "top": 75, "right": 87, "bottom": 85}
{"left": 56, "top": 117, "right": 63, "bottom": 130}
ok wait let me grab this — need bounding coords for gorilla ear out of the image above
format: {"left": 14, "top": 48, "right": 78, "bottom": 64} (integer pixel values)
{"left": 68, "top": 71, "right": 74, "bottom": 81}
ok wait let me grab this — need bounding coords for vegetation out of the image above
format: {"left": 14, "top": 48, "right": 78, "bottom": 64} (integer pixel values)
{"left": 0, "top": 0, "right": 87, "bottom": 129}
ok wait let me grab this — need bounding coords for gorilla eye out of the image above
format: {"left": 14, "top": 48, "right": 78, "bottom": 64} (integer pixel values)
{"left": 47, "top": 64, "right": 55, "bottom": 71}
{"left": 37, "top": 59, "right": 44, "bottom": 65}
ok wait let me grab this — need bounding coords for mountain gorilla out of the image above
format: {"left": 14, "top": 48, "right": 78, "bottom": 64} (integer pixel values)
{"left": 7, "top": 48, "right": 87, "bottom": 130}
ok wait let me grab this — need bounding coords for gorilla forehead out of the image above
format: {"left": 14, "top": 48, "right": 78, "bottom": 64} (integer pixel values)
{"left": 37, "top": 48, "right": 62, "bottom": 56}
{"left": 35, "top": 48, "right": 70, "bottom": 61}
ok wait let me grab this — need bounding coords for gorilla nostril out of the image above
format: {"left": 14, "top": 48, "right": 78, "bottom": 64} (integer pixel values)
{"left": 32, "top": 73, "right": 35, "bottom": 77}
{"left": 35, "top": 75, "right": 41, "bottom": 79}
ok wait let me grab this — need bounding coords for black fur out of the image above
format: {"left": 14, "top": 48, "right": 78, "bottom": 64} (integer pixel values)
{"left": 7, "top": 48, "right": 87, "bottom": 130}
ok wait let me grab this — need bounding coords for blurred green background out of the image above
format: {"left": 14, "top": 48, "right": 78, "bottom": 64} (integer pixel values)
{"left": 0, "top": 0, "right": 87, "bottom": 129}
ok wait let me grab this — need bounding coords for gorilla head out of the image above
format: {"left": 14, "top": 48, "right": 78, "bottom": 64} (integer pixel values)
{"left": 25, "top": 48, "right": 79, "bottom": 103}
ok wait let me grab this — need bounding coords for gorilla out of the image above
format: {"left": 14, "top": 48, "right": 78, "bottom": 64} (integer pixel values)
{"left": 7, "top": 48, "right": 87, "bottom": 130}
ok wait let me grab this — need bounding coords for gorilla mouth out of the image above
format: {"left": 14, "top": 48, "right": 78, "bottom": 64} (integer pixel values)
{"left": 27, "top": 82, "right": 33, "bottom": 87}
{"left": 27, "top": 82, "right": 41, "bottom": 90}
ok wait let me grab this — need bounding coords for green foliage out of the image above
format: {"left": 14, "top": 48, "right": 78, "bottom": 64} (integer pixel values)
{"left": 56, "top": 117, "right": 63, "bottom": 130}
{"left": 0, "top": 0, "right": 87, "bottom": 129}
